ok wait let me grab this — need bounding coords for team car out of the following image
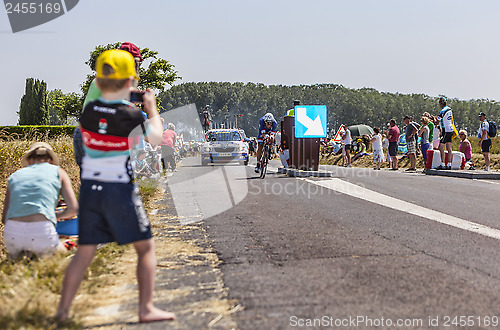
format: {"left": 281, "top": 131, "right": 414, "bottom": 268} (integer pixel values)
{"left": 201, "top": 129, "right": 249, "bottom": 166}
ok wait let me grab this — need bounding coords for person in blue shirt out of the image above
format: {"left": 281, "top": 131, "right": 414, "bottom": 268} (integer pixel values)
{"left": 478, "top": 112, "right": 491, "bottom": 171}
{"left": 255, "top": 113, "right": 277, "bottom": 173}
{"left": 2, "top": 142, "right": 78, "bottom": 258}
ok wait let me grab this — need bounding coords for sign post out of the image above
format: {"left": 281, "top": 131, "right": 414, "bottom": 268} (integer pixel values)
{"left": 333, "top": 124, "right": 346, "bottom": 143}
{"left": 294, "top": 105, "right": 327, "bottom": 138}
{"left": 291, "top": 105, "right": 327, "bottom": 171}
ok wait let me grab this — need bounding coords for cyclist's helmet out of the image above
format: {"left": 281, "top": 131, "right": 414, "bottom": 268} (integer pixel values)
{"left": 263, "top": 113, "right": 275, "bottom": 124}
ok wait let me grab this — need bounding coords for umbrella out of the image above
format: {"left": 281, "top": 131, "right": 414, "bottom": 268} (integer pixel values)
{"left": 348, "top": 124, "right": 374, "bottom": 136}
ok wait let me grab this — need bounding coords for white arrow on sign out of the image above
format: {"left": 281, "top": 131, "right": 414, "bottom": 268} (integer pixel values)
{"left": 296, "top": 107, "right": 325, "bottom": 136}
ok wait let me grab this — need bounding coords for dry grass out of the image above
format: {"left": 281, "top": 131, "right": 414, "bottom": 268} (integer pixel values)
{"left": 0, "top": 243, "right": 128, "bottom": 329}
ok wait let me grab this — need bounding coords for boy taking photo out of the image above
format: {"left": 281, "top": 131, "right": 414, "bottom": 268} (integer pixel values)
{"left": 57, "top": 49, "right": 175, "bottom": 323}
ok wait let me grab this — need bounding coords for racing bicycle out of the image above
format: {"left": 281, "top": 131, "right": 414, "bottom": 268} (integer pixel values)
{"left": 259, "top": 141, "right": 272, "bottom": 179}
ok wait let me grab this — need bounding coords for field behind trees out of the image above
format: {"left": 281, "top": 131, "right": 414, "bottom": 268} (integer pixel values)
{"left": 159, "top": 82, "right": 500, "bottom": 137}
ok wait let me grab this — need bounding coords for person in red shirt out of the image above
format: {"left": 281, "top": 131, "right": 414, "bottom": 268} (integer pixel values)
{"left": 387, "top": 119, "right": 400, "bottom": 170}
{"left": 161, "top": 122, "right": 178, "bottom": 171}
{"left": 459, "top": 130, "right": 474, "bottom": 170}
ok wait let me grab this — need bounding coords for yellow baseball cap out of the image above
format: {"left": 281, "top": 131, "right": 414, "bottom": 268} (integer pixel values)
{"left": 96, "top": 49, "right": 139, "bottom": 80}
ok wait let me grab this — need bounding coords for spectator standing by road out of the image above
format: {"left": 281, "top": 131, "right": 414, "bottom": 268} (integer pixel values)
{"left": 73, "top": 128, "right": 84, "bottom": 175}
{"left": 403, "top": 116, "right": 418, "bottom": 171}
{"left": 161, "top": 123, "right": 178, "bottom": 172}
{"left": 286, "top": 100, "right": 301, "bottom": 117}
{"left": 369, "top": 127, "right": 384, "bottom": 170}
{"left": 387, "top": 119, "right": 400, "bottom": 170}
{"left": 57, "top": 49, "right": 175, "bottom": 323}
{"left": 431, "top": 115, "right": 441, "bottom": 150}
{"left": 281, "top": 102, "right": 293, "bottom": 164}
{"left": 275, "top": 131, "right": 289, "bottom": 168}
{"left": 459, "top": 130, "right": 474, "bottom": 170}
{"left": 422, "top": 112, "right": 435, "bottom": 147}
{"left": 418, "top": 116, "right": 431, "bottom": 164}
{"left": 249, "top": 138, "right": 256, "bottom": 157}
{"left": 382, "top": 131, "right": 390, "bottom": 167}
{"left": 340, "top": 127, "right": 352, "bottom": 167}
{"left": 436, "top": 97, "right": 455, "bottom": 170}
{"left": 478, "top": 112, "right": 491, "bottom": 171}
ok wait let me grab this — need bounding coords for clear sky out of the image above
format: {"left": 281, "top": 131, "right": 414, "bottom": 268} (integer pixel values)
{"left": 2, "top": 0, "right": 500, "bottom": 125}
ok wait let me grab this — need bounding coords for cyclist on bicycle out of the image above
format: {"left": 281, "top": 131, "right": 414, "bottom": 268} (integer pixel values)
{"left": 255, "top": 113, "right": 277, "bottom": 173}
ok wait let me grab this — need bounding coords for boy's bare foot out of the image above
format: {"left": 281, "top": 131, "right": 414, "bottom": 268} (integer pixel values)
{"left": 139, "top": 306, "right": 176, "bottom": 323}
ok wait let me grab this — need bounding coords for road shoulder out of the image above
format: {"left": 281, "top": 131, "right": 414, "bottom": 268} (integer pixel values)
{"left": 80, "top": 179, "right": 240, "bottom": 329}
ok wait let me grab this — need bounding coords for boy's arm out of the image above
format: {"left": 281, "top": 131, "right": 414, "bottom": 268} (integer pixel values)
{"left": 142, "top": 89, "right": 163, "bottom": 146}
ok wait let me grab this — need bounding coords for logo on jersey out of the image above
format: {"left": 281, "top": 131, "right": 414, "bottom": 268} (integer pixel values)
{"left": 98, "top": 118, "right": 108, "bottom": 134}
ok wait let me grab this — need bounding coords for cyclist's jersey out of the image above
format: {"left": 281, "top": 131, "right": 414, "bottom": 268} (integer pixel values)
{"left": 257, "top": 116, "right": 277, "bottom": 140}
{"left": 438, "top": 106, "right": 454, "bottom": 133}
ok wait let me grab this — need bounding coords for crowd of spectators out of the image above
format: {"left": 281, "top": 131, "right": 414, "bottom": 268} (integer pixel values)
{"left": 321, "top": 97, "right": 494, "bottom": 171}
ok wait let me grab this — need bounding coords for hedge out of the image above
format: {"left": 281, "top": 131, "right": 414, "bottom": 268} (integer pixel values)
{"left": 0, "top": 126, "right": 77, "bottom": 140}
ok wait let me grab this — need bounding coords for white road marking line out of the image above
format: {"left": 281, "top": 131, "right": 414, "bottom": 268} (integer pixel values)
{"left": 477, "top": 179, "right": 500, "bottom": 185}
{"left": 247, "top": 162, "right": 279, "bottom": 173}
{"left": 305, "top": 178, "right": 500, "bottom": 241}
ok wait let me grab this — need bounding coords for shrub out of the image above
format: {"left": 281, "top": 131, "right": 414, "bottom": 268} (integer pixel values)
{"left": 0, "top": 126, "right": 76, "bottom": 140}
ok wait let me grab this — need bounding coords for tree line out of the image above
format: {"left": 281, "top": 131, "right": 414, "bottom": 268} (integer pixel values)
{"left": 18, "top": 46, "right": 500, "bottom": 138}
{"left": 159, "top": 82, "right": 500, "bottom": 137}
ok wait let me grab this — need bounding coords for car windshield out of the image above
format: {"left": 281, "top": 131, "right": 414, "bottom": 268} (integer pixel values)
{"left": 206, "top": 131, "right": 241, "bottom": 142}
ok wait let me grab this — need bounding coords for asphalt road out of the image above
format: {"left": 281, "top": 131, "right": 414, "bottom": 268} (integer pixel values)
{"left": 170, "top": 156, "right": 500, "bottom": 329}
